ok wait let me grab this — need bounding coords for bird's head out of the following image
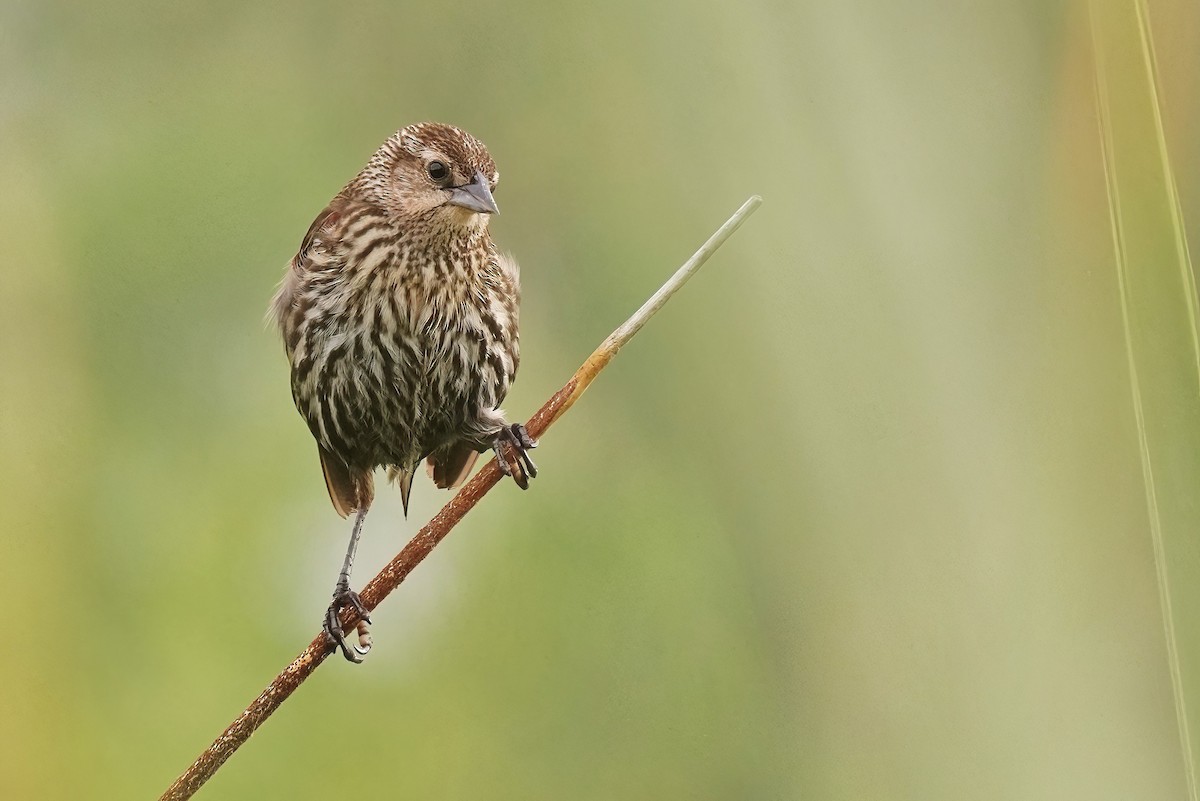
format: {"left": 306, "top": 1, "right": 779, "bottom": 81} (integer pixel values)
{"left": 354, "top": 122, "right": 500, "bottom": 232}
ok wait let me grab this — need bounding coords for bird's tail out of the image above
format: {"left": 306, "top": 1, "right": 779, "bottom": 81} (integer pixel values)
{"left": 386, "top": 466, "right": 416, "bottom": 517}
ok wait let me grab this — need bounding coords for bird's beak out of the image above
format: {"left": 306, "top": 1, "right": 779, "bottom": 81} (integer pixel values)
{"left": 448, "top": 172, "right": 499, "bottom": 215}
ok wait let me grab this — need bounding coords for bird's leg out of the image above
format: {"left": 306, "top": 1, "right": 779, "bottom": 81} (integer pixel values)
{"left": 492, "top": 423, "right": 538, "bottom": 489}
{"left": 324, "top": 507, "right": 372, "bottom": 663}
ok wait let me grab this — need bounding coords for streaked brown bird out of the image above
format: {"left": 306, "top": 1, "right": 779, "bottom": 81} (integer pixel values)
{"left": 270, "top": 122, "right": 537, "bottom": 662}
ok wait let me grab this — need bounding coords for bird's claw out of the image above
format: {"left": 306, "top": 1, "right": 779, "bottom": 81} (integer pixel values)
{"left": 324, "top": 585, "right": 372, "bottom": 663}
{"left": 493, "top": 423, "right": 538, "bottom": 489}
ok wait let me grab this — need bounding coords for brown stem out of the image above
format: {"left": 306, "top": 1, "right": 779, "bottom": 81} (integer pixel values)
{"left": 157, "top": 195, "right": 762, "bottom": 801}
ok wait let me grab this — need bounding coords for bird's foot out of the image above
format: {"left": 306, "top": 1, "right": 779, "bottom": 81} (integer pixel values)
{"left": 493, "top": 423, "right": 538, "bottom": 489}
{"left": 323, "top": 583, "right": 372, "bottom": 663}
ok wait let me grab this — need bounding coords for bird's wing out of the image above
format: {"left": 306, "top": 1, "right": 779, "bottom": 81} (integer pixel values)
{"left": 319, "top": 444, "right": 372, "bottom": 518}
{"left": 269, "top": 201, "right": 347, "bottom": 355}
{"left": 426, "top": 443, "right": 481, "bottom": 490}
{"left": 279, "top": 200, "right": 376, "bottom": 518}
{"left": 492, "top": 250, "right": 522, "bottom": 383}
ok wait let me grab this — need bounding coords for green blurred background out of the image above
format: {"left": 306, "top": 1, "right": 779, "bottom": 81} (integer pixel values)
{"left": 2, "top": 0, "right": 1199, "bottom": 798}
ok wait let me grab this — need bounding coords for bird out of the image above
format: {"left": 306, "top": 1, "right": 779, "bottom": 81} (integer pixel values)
{"left": 270, "top": 122, "right": 537, "bottom": 662}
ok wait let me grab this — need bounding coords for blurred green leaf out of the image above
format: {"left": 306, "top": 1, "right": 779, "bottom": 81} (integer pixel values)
{"left": 1092, "top": 0, "right": 1200, "bottom": 795}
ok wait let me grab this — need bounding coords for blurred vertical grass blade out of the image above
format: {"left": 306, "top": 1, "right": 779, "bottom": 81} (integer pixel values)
{"left": 1091, "top": 1, "right": 1200, "bottom": 796}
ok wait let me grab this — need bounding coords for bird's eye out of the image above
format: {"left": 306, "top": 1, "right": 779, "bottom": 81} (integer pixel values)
{"left": 427, "top": 161, "right": 450, "bottom": 184}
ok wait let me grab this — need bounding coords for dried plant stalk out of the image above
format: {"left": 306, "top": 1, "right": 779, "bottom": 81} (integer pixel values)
{"left": 158, "top": 195, "right": 762, "bottom": 801}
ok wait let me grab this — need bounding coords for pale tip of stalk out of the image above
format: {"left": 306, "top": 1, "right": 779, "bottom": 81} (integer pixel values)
{"left": 601, "top": 195, "right": 763, "bottom": 356}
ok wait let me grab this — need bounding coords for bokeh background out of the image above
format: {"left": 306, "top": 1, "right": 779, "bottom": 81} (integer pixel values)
{"left": 3, "top": 0, "right": 1199, "bottom": 798}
